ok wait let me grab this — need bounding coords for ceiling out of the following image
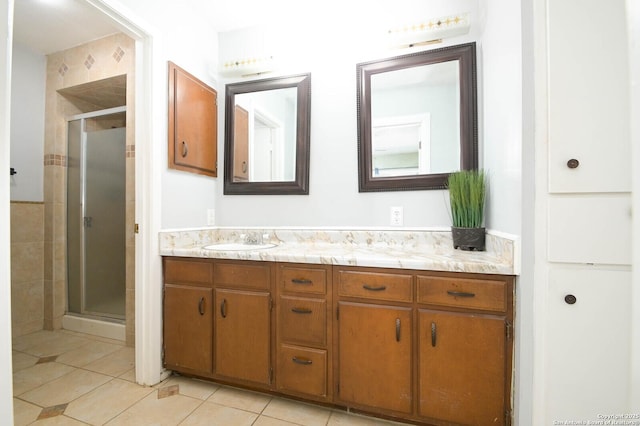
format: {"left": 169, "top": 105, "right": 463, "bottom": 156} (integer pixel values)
{"left": 12, "top": 0, "right": 266, "bottom": 55}
{"left": 13, "top": 0, "right": 120, "bottom": 55}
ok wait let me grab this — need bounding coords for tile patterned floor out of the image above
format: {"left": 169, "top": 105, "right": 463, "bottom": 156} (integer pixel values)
{"left": 13, "top": 330, "right": 411, "bottom": 425}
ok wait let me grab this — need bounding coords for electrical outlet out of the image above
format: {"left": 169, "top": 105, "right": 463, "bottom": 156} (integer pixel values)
{"left": 207, "top": 209, "right": 216, "bottom": 226}
{"left": 390, "top": 206, "right": 403, "bottom": 226}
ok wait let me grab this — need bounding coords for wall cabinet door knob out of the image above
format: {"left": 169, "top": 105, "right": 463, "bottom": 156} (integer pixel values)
{"left": 567, "top": 158, "right": 579, "bottom": 169}
{"left": 564, "top": 294, "right": 577, "bottom": 305}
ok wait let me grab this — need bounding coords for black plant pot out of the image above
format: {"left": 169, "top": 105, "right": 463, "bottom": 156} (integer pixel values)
{"left": 452, "top": 227, "right": 486, "bottom": 251}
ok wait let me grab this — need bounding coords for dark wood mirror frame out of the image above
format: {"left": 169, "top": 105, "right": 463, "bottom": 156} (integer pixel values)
{"left": 224, "top": 73, "right": 311, "bottom": 195}
{"left": 357, "top": 42, "right": 478, "bottom": 192}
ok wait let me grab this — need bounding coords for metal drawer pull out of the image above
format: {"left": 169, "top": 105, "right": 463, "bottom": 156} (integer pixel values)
{"left": 292, "top": 356, "right": 313, "bottom": 365}
{"left": 363, "top": 284, "right": 386, "bottom": 291}
{"left": 395, "top": 318, "right": 401, "bottom": 342}
{"left": 431, "top": 322, "right": 437, "bottom": 347}
{"left": 181, "top": 141, "right": 188, "bottom": 157}
{"left": 291, "top": 278, "right": 313, "bottom": 285}
{"left": 446, "top": 290, "right": 476, "bottom": 298}
{"left": 291, "top": 307, "right": 312, "bottom": 314}
{"left": 198, "top": 297, "right": 205, "bottom": 316}
{"left": 220, "top": 299, "right": 227, "bottom": 318}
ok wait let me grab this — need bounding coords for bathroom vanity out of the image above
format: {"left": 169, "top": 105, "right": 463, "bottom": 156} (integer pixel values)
{"left": 160, "top": 228, "right": 517, "bottom": 425}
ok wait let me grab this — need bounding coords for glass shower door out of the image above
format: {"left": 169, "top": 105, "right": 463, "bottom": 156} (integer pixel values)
{"left": 67, "top": 109, "right": 126, "bottom": 320}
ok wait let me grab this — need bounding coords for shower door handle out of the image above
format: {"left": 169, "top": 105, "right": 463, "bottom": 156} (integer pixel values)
{"left": 83, "top": 216, "right": 93, "bottom": 228}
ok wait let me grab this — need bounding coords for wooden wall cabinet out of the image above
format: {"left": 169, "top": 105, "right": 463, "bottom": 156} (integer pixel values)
{"left": 163, "top": 258, "right": 514, "bottom": 425}
{"left": 168, "top": 61, "right": 218, "bottom": 177}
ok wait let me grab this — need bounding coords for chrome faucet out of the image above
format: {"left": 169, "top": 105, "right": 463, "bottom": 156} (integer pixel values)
{"left": 243, "top": 232, "right": 263, "bottom": 245}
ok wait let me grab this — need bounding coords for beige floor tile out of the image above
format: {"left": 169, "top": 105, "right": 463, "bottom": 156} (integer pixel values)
{"left": 104, "top": 391, "right": 202, "bottom": 425}
{"left": 180, "top": 401, "right": 258, "bottom": 426}
{"left": 64, "top": 377, "right": 154, "bottom": 424}
{"left": 12, "top": 350, "right": 39, "bottom": 372}
{"left": 83, "top": 346, "right": 134, "bottom": 376}
{"left": 118, "top": 368, "right": 136, "bottom": 382}
{"left": 160, "top": 375, "right": 219, "bottom": 400}
{"left": 207, "top": 385, "right": 271, "bottom": 414}
{"left": 13, "top": 398, "right": 41, "bottom": 426}
{"left": 15, "top": 331, "right": 89, "bottom": 357}
{"left": 30, "top": 415, "right": 88, "bottom": 425}
{"left": 20, "top": 368, "right": 112, "bottom": 407}
{"left": 253, "top": 416, "right": 299, "bottom": 426}
{"left": 12, "top": 330, "right": 59, "bottom": 352}
{"left": 56, "top": 340, "right": 123, "bottom": 367}
{"left": 328, "top": 410, "right": 409, "bottom": 425}
{"left": 262, "top": 398, "right": 332, "bottom": 426}
{"left": 13, "top": 362, "right": 75, "bottom": 396}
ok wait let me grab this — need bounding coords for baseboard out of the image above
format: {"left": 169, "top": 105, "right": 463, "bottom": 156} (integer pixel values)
{"left": 62, "top": 314, "right": 125, "bottom": 341}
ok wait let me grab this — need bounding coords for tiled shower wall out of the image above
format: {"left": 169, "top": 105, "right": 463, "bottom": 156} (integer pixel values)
{"left": 44, "top": 33, "right": 135, "bottom": 346}
{"left": 10, "top": 202, "right": 45, "bottom": 337}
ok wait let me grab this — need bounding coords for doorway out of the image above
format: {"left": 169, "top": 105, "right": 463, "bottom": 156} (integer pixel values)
{"left": 67, "top": 107, "right": 126, "bottom": 321}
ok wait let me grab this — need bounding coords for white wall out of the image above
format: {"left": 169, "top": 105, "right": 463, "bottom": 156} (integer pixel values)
{"left": 10, "top": 42, "right": 45, "bottom": 202}
{"left": 0, "top": 0, "right": 15, "bottom": 422}
{"left": 191, "top": 0, "right": 521, "bottom": 233}
{"left": 479, "top": 0, "right": 523, "bottom": 236}
{"left": 110, "top": 0, "right": 221, "bottom": 230}
{"left": 628, "top": 0, "right": 640, "bottom": 410}
{"left": 206, "top": 0, "right": 523, "bottom": 233}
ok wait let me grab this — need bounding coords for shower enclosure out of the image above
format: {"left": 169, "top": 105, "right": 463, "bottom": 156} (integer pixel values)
{"left": 67, "top": 106, "right": 126, "bottom": 321}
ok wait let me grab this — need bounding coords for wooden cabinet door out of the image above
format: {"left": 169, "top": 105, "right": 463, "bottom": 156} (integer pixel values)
{"left": 418, "top": 309, "right": 506, "bottom": 425}
{"left": 233, "top": 105, "right": 249, "bottom": 181}
{"left": 163, "top": 284, "right": 213, "bottom": 373}
{"left": 215, "top": 288, "right": 271, "bottom": 385}
{"left": 337, "top": 301, "right": 412, "bottom": 414}
{"left": 168, "top": 62, "right": 217, "bottom": 177}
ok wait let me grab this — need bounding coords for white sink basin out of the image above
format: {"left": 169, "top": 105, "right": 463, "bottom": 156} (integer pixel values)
{"left": 203, "top": 242, "right": 278, "bottom": 251}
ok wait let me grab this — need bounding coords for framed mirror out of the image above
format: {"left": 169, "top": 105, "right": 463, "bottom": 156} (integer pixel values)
{"left": 224, "top": 73, "right": 311, "bottom": 195}
{"left": 357, "top": 42, "right": 477, "bottom": 192}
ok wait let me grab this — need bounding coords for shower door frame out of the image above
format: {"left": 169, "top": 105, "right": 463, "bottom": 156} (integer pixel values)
{"left": 67, "top": 105, "right": 127, "bottom": 322}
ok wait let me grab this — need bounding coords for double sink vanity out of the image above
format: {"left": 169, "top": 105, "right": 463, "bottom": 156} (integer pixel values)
{"left": 163, "top": 34, "right": 514, "bottom": 426}
{"left": 159, "top": 228, "right": 517, "bottom": 425}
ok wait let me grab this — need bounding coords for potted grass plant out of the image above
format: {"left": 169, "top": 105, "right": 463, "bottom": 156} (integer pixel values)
{"left": 447, "top": 169, "right": 487, "bottom": 251}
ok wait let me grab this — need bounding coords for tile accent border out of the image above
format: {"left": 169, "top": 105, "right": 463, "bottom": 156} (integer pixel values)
{"left": 37, "top": 403, "right": 68, "bottom": 420}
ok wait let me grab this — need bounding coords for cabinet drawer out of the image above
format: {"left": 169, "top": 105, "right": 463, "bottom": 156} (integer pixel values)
{"left": 417, "top": 276, "right": 506, "bottom": 312}
{"left": 277, "top": 344, "right": 327, "bottom": 397}
{"left": 279, "top": 296, "right": 326, "bottom": 347}
{"left": 280, "top": 266, "right": 327, "bottom": 294}
{"left": 164, "top": 258, "right": 213, "bottom": 286}
{"left": 214, "top": 262, "right": 270, "bottom": 290}
{"left": 337, "top": 269, "right": 412, "bottom": 302}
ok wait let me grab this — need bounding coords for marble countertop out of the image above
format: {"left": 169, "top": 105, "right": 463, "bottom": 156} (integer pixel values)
{"left": 159, "top": 227, "right": 519, "bottom": 275}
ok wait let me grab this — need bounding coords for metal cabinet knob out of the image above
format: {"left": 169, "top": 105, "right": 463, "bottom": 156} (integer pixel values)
{"left": 564, "top": 294, "right": 577, "bottom": 305}
{"left": 567, "top": 159, "right": 579, "bottom": 169}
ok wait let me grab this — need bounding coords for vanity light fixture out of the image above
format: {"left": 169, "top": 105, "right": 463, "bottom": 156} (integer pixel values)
{"left": 387, "top": 13, "right": 470, "bottom": 48}
{"left": 219, "top": 55, "right": 277, "bottom": 78}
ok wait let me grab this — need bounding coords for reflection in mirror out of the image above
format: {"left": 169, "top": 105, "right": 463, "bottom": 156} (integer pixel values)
{"left": 358, "top": 42, "right": 477, "bottom": 191}
{"left": 224, "top": 74, "right": 311, "bottom": 195}
{"left": 233, "top": 87, "right": 297, "bottom": 182}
